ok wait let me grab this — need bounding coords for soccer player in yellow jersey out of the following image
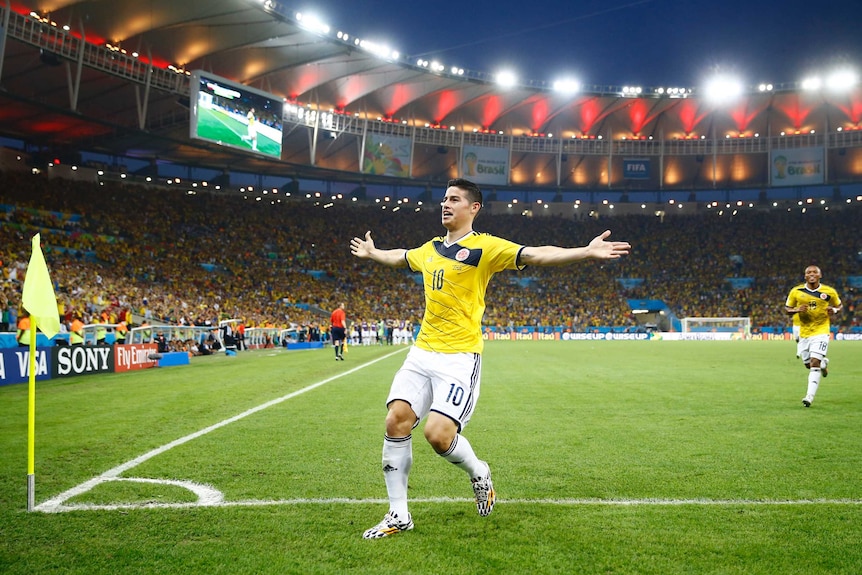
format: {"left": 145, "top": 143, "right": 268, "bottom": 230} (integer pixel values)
{"left": 785, "top": 265, "right": 842, "bottom": 407}
{"left": 351, "top": 178, "right": 631, "bottom": 538}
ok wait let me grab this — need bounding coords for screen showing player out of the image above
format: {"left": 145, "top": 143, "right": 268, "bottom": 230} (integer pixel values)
{"left": 189, "top": 70, "right": 284, "bottom": 160}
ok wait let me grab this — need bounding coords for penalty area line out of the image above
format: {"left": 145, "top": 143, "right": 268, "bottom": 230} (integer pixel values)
{"left": 34, "top": 348, "right": 408, "bottom": 513}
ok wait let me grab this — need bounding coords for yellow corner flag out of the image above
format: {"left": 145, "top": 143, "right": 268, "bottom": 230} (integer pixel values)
{"left": 22, "top": 233, "right": 61, "bottom": 339}
{"left": 22, "top": 233, "right": 59, "bottom": 512}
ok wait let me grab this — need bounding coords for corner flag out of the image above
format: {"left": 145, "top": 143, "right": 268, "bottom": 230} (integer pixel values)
{"left": 22, "top": 234, "right": 60, "bottom": 338}
{"left": 22, "top": 233, "right": 59, "bottom": 512}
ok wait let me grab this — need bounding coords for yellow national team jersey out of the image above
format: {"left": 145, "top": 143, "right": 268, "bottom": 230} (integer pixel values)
{"left": 406, "top": 231, "right": 525, "bottom": 354}
{"left": 785, "top": 282, "right": 841, "bottom": 338}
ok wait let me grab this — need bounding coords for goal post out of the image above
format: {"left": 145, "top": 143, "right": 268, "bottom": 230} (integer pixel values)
{"left": 681, "top": 317, "right": 751, "bottom": 338}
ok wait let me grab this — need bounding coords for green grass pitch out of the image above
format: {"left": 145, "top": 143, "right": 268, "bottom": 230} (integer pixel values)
{"left": 1, "top": 340, "right": 861, "bottom": 574}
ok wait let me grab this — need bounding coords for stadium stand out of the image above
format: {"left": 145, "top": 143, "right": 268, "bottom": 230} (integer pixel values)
{"left": 1, "top": 169, "right": 858, "bottom": 344}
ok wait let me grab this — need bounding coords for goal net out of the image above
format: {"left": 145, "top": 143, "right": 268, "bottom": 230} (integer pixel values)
{"left": 680, "top": 317, "right": 751, "bottom": 339}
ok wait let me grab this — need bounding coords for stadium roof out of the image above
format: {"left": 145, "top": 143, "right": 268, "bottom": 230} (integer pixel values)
{"left": 1, "top": 0, "right": 862, "bottom": 189}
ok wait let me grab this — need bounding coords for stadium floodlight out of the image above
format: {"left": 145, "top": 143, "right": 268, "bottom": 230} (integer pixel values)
{"left": 703, "top": 75, "right": 743, "bottom": 105}
{"left": 294, "top": 12, "right": 330, "bottom": 35}
{"left": 357, "top": 39, "right": 398, "bottom": 61}
{"left": 801, "top": 76, "right": 822, "bottom": 91}
{"left": 826, "top": 69, "right": 858, "bottom": 92}
{"left": 496, "top": 70, "right": 517, "bottom": 88}
{"left": 552, "top": 78, "right": 580, "bottom": 94}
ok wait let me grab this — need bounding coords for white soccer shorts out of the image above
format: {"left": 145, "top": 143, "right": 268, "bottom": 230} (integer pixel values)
{"left": 799, "top": 333, "right": 829, "bottom": 364}
{"left": 386, "top": 346, "right": 481, "bottom": 431}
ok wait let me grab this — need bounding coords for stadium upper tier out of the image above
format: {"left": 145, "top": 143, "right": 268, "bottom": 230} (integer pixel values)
{"left": 1, "top": 1, "right": 862, "bottom": 192}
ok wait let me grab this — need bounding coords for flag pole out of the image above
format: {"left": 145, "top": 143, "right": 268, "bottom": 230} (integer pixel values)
{"left": 22, "top": 233, "right": 60, "bottom": 513}
{"left": 27, "top": 317, "right": 37, "bottom": 512}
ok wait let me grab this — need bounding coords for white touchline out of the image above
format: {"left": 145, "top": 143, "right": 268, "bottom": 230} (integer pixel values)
{"left": 43, "top": 495, "right": 862, "bottom": 513}
{"left": 35, "top": 348, "right": 408, "bottom": 513}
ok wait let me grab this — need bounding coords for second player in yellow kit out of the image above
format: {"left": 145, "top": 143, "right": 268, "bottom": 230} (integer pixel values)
{"left": 785, "top": 265, "right": 843, "bottom": 407}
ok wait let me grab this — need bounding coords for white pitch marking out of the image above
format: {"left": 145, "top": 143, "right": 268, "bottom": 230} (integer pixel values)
{"left": 34, "top": 349, "right": 407, "bottom": 513}
{"left": 43, "top": 496, "right": 862, "bottom": 513}
{"left": 107, "top": 477, "right": 224, "bottom": 506}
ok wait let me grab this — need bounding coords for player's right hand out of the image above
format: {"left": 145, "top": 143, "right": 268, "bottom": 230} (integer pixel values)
{"left": 350, "top": 231, "right": 375, "bottom": 258}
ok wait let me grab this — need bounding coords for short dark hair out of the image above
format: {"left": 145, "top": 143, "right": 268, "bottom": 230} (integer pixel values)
{"left": 447, "top": 178, "right": 483, "bottom": 206}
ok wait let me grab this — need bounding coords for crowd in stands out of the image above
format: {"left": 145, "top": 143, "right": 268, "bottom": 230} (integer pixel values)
{"left": 1, "top": 169, "right": 859, "bottom": 337}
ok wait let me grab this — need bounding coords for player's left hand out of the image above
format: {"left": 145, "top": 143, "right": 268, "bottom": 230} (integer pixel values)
{"left": 588, "top": 230, "right": 631, "bottom": 260}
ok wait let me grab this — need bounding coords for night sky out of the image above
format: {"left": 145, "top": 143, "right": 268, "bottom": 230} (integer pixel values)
{"left": 301, "top": 0, "right": 862, "bottom": 89}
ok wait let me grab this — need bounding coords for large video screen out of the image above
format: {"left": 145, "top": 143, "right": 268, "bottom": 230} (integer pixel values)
{"left": 190, "top": 70, "right": 284, "bottom": 160}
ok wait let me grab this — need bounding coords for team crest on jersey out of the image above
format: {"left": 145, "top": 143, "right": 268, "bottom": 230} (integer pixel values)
{"left": 820, "top": 293, "right": 828, "bottom": 300}
{"left": 455, "top": 248, "right": 470, "bottom": 261}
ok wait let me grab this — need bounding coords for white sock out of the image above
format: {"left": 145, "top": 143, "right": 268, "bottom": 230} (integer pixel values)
{"left": 440, "top": 434, "right": 487, "bottom": 479}
{"left": 807, "top": 367, "right": 821, "bottom": 398}
{"left": 382, "top": 435, "right": 412, "bottom": 519}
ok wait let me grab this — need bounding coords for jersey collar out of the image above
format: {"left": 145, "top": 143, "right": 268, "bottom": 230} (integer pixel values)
{"left": 443, "top": 230, "right": 475, "bottom": 248}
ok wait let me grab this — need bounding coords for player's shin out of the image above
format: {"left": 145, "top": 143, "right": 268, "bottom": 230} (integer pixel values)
{"left": 807, "top": 367, "right": 821, "bottom": 398}
{"left": 382, "top": 435, "right": 412, "bottom": 518}
{"left": 440, "top": 434, "right": 485, "bottom": 479}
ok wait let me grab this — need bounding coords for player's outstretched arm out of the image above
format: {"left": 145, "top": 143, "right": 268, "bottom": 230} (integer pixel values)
{"left": 350, "top": 231, "right": 408, "bottom": 267}
{"left": 519, "top": 230, "right": 631, "bottom": 267}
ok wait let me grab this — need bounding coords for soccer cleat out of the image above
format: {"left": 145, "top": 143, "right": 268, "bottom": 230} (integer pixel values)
{"left": 471, "top": 463, "right": 496, "bottom": 517}
{"left": 802, "top": 395, "right": 813, "bottom": 407}
{"left": 362, "top": 511, "right": 414, "bottom": 539}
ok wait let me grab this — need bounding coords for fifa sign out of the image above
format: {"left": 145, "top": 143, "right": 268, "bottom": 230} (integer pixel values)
{"left": 623, "top": 158, "right": 650, "bottom": 180}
